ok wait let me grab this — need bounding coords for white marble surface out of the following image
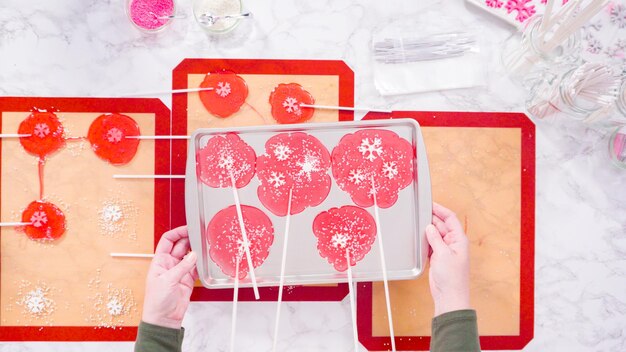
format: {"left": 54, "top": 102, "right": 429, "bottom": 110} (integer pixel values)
{"left": 0, "top": 0, "right": 625, "bottom": 351}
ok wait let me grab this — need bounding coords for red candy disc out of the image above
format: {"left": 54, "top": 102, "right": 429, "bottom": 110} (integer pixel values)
{"left": 269, "top": 83, "right": 315, "bottom": 124}
{"left": 256, "top": 132, "right": 331, "bottom": 216}
{"left": 197, "top": 133, "right": 256, "bottom": 188}
{"left": 207, "top": 205, "right": 275, "bottom": 279}
{"left": 18, "top": 112, "right": 66, "bottom": 158}
{"left": 331, "top": 129, "right": 414, "bottom": 208}
{"left": 21, "top": 201, "right": 67, "bottom": 241}
{"left": 312, "top": 206, "right": 377, "bottom": 272}
{"left": 87, "top": 113, "right": 140, "bottom": 165}
{"left": 199, "top": 71, "right": 248, "bottom": 118}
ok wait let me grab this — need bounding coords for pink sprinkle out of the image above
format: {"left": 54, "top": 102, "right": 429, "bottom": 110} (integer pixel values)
{"left": 129, "top": 0, "right": 175, "bottom": 31}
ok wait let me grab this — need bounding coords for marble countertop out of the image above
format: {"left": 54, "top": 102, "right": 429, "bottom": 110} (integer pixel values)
{"left": 1, "top": 0, "right": 625, "bottom": 351}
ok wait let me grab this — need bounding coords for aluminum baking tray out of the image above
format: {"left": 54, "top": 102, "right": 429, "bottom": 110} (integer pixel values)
{"left": 185, "top": 119, "right": 431, "bottom": 289}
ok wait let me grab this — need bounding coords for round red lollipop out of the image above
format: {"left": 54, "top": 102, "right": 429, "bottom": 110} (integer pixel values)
{"left": 332, "top": 129, "right": 414, "bottom": 209}
{"left": 197, "top": 133, "right": 256, "bottom": 189}
{"left": 256, "top": 132, "right": 331, "bottom": 216}
{"left": 18, "top": 111, "right": 66, "bottom": 158}
{"left": 207, "top": 205, "right": 275, "bottom": 279}
{"left": 313, "top": 205, "right": 377, "bottom": 272}
{"left": 199, "top": 71, "right": 248, "bottom": 118}
{"left": 21, "top": 200, "right": 67, "bottom": 241}
{"left": 269, "top": 83, "right": 315, "bottom": 124}
{"left": 87, "top": 113, "right": 140, "bottom": 165}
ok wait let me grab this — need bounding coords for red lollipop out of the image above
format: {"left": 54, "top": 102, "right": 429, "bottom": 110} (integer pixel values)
{"left": 197, "top": 133, "right": 256, "bottom": 188}
{"left": 331, "top": 129, "right": 414, "bottom": 208}
{"left": 21, "top": 201, "right": 67, "bottom": 241}
{"left": 199, "top": 71, "right": 248, "bottom": 118}
{"left": 269, "top": 83, "right": 315, "bottom": 124}
{"left": 256, "top": 132, "right": 331, "bottom": 216}
{"left": 87, "top": 113, "right": 140, "bottom": 165}
{"left": 312, "top": 206, "right": 377, "bottom": 272}
{"left": 18, "top": 112, "right": 66, "bottom": 158}
{"left": 207, "top": 205, "right": 275, "bottom": 279}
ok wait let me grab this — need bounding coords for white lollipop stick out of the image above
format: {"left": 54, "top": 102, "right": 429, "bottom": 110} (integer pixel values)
{"left": 371, "top": 176, "right": 396, "bottom": 351}
{"left": 0, "top": 222, "right": 31, "bottom": 227}
{"left": 346, "top": 248, "right": 360, "bottom": 352}
{"left": 230, "top": 256, "right": 240, "bottom": 352}
{"left": 118, "top": 87, "right": 214, "bottom": 97}
{"left": 113, "top": 174, "right": 186, "bottom": 179}
{"left": 125, "top": 135, "right": 190, "bottom": 140}
{"left": 229, "top": 172, "right": 260, "bottom": 300}
{"left": 0, "top": 134, "right": 31, "bottom": 138}
{"left": 299, "top": 103, "right": 392, "bottom": 114}
{"left": 272, "top": 187, "right": 293, "bottom": 352}
{"left": 110, "top": 252, "right": 155, "bottom": 258}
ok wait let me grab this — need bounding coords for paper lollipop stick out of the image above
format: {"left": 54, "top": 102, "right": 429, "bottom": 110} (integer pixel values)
{"left": 272, "top": 187, "right": 293, "bottom": 352}
{"left": 371, "top": 175, "right": 396, "bottom": 351}
{"left": 346, "top": 248, "right": 359, "bottom": 352}
{"left": 230, "top": 172, "right": 260, "bottom": 299}
{"left": 0, "top": 222, "right": 32, "bottom": 227}
{"left": 230, "top": 256, "right": 240, "bottom": 352}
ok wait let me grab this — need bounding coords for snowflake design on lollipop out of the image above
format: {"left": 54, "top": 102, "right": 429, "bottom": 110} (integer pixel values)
{"left": 331, "top": 233, "right": 349, "bottom": 249}
{"left": 267, "top": 171, "right": 286, "bottom": 188}
{"left": 348, "top": 169, "right": 366, "bottom": 185}
{"left": 282, "top": 97, "right": 303, "bottom": 116}
{"left": 216, "top": 82, "right": 232, "bottom": 97}
{"left": 382, "top": 161, "right": 398, "bottom": 179}
{"left": 273, "top": 144, "right": 292, "bottom": 161}
{"left": 296, "top": 154, "right": 321, "bottom": 180}
{"left": 106, "top": 128, "right": 123, "bottom": 144}
{"left": 358, "top": 138, "right": 383, "bottom": 162}
{"left": 30, "top": 211, "right": 48, "bottom": 228}
{"left": 218, "top": 154, "right": 235, "bottom": 170}
{"left": 33, "top": 123, "right": 50, "bottom": 138}
{"left": 107, "top": 297, "right": 124, "bottom": 316}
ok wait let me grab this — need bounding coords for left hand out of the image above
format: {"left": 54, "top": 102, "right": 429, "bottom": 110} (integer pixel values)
{"left": 141, "top": 226, "right": 198, "bottom": 329}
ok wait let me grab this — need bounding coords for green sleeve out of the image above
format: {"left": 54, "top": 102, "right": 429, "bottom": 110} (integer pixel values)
{"left": 430, "top": 309, "right": 481, "bottom": 352}
{"left": 134, "top": 321, "right": 185, "bottom": 352}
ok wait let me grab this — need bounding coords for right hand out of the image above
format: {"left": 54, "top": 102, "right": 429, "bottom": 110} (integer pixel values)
{"left": 425, "top": 203, "right": 471, "bottom": 317}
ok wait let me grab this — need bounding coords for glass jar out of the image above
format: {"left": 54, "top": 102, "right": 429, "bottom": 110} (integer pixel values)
{"left": 608, "top": 125, "right": 626, "bottom": 169}
{"left": 126, "top": 0, "right": 176, "bottom": 33}
{"left": 502, "top": 16, "right": 581, "bottom": 83}
{"left": 193, "top": 0, "right": 243, "bottom": 34}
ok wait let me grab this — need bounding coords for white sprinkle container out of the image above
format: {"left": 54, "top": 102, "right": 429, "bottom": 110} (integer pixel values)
{"left": 193, "top": 0, "right": 243, "bottom": 33}
{"left": 186, "top": 119, "right": 432, "bottom": 288}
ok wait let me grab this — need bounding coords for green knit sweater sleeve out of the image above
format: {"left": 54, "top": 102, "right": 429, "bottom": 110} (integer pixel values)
{"left": 134, "top": 321, "right": 185, "bottom": 352}
{"left": 431, "top": 309, "right": 481, "bottom": 352}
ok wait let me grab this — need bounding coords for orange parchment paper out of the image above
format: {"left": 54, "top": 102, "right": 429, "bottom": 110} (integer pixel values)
{"left": 372, "top": 127, "right": 522, "bottom": 337}
{"left": 1, "top": 112, "right": 156, "bottom": 327}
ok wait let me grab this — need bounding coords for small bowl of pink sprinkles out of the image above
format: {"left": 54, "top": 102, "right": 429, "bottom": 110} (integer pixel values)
{"left": 127, "top": 0, "right": 177, "bottom": 33}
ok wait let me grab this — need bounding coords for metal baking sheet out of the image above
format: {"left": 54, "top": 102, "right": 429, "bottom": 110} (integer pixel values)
{"left": 185, "top": 119, "right": 432, "bottom": 289}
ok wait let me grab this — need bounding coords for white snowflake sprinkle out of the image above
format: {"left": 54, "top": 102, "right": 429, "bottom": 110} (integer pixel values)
{"left": 282, "top": 97, "right": 302, "bottom": 115}
{"left": 296, "top": 154, "right": 321, "bottom": 180}
{"left": 358, "top": 138, "right": 383, "bottom": 162}
{"left": 218, "top": 155, "right": 234, "bottom": 170}
{"left": 216, "top": 82, "right": 231, "bottom": 97}
{"left": 33, "top": 123, "right": 50, "bottom": 138}
{"left": 273, "top": 144, "right": 292, "bottom": 161}
{"left": 107, "top": 297, "right": 124, "bottom": 316}
{"left": 23, "top": 288, "right": 52, "bottom": 315}
{"left": 348, "top": 169, "right": 366, "bottom": 185}
{"left": 382, "top": 161, "right": 398, "bottom": 179}
{"left": 106, "top": 128, "right": 123, "bottom": 143}
{"left": 267, "top": 171, "right": 286, "bottom": 188}
{"left": 331, "top": 233, "right": 349, "bottom": 249}
{"left": 30, "top": 211, "right": 48, "bottom": 228}
{"left": 102, "top": 205, "right": 123, "bottom": 223}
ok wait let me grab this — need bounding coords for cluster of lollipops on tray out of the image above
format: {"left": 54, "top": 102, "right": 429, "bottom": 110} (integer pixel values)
{"left": 197, "top": 127, "right": 414, "bottom": 352}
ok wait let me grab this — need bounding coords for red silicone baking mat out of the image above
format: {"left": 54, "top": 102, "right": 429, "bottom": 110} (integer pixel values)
{"left": 0, "top": 97, "right": 170, "bottom": 341}
{"left": 357, "top": 111, "right": 535, "bottom": 350}
{"left": 171, "top": 59, "right": 354, "bottom": 302}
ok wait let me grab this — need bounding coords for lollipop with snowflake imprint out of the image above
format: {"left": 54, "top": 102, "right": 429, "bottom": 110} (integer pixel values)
{"left": 313, "top": 205, "right": 378, "bottom": 351}
{"left": 206, "top": 204, "right": 274, "bottom": 352}
{"left": 255, "top": 132, "right": 332, "bottom": 351}
{"left": 196, "top": 133, "right": 261, "bottom": 299}
{"left": 331, "top": 129, "right": 415, "bottom": 351}
{"left": 269, "top": 83, "right": 316, "bottom": 124}
{"left": 199, "top": 71, "right": 249, "bottom": 118}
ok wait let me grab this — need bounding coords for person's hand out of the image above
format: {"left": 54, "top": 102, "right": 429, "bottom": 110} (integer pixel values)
{"left": 425, "top": 203, "right": 471, "bottom": 317}
{"left": 141, "top": 226, "right": 198, "bottom": 329}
